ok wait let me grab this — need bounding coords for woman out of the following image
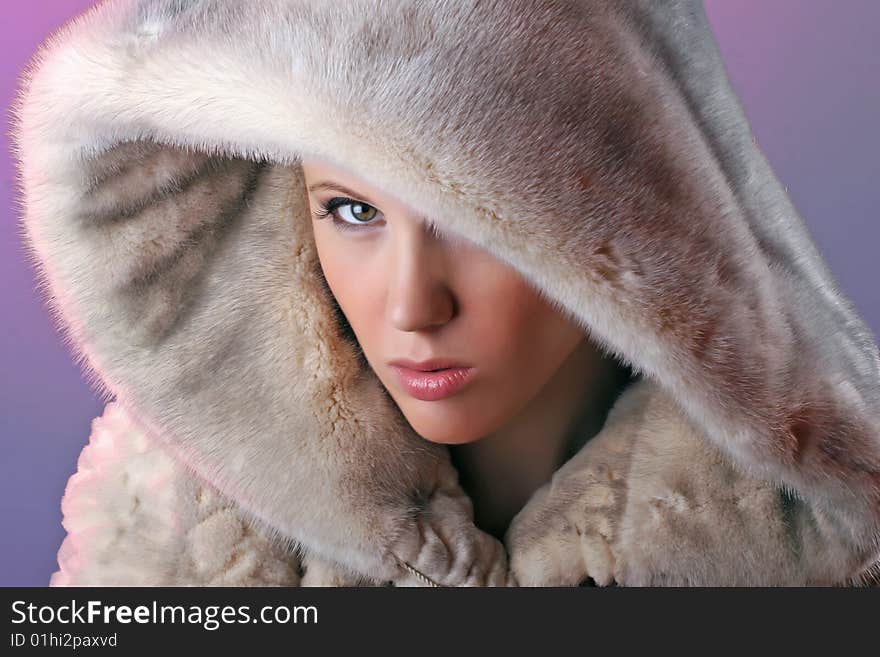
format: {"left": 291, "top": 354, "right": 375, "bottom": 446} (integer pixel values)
{"left": 301, "top": 153, "right": 635, "bottom": 544}
{"left": 12, "top": 0, "right": 880, "bottom": 586}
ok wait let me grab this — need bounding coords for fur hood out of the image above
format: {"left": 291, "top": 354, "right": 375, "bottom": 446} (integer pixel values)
{"left": 11, "top": 0, "right": 880, "bottom": 586}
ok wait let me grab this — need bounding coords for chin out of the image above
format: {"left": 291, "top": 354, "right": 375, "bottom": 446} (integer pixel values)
{"left": 402, "top": 408, "right": 486, "bottom": 445}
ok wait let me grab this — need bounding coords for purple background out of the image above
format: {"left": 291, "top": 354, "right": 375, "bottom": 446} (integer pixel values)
{"left": 2, "top": 1, "right": 879, "bottom": 586}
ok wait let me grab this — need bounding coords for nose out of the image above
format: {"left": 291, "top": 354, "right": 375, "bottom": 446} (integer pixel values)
{"left": 386, "top": 222, "right": 456, "bottom": 332}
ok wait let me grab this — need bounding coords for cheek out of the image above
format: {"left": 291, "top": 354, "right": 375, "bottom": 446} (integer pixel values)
{"left": 313, "top": 229, "right": 384, "bottom": 353}
{"left": 459, "top": 259, "right": 583, "bottom": 378}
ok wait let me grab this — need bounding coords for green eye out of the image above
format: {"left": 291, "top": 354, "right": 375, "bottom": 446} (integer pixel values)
{"left": 341, "top": 202, "right": 377, "bottom": 224}
{"left": 313, "top": 197, "right": 383, "bottom": 231}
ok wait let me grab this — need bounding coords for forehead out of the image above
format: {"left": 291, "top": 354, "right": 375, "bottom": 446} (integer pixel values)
{"left": 301, "top": 155, "right": 425, "bottom": 216}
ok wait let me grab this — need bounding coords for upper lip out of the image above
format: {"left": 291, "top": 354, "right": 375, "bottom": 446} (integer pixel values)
{"left": 388, "top": 357, "right": 472, "bottom": 372}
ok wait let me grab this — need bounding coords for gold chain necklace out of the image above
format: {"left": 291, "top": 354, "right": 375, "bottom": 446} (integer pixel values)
{"left": 394, "top": 555, "right": 444, "bottom": 587}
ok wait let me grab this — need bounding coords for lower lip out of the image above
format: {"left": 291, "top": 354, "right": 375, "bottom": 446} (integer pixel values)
{"left": 390, "top": 366, "right": 477, "bottom": 402}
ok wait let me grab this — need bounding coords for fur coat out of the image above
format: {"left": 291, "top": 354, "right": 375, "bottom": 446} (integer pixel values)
{"left": 10, "top": 0, "right": 880, "bottom": 587}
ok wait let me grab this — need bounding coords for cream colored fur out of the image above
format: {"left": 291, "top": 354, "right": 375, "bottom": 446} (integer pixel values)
{"left": 51, "top": 377, "right": 880, "bottom": 586}
{"left": 10, "top": 0, "right": 880, "bottom": 586}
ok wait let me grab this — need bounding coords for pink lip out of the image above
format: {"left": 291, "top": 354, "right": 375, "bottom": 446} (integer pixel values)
{"left": 390, "top": 365, "right": 477, "bottom": 402}
{"left": 388, "top": 357, "right": 472, "bottom": 372}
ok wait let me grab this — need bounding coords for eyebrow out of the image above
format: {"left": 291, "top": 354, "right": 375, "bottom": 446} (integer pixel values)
{"left": 306, "top": 181, "right": 378, "bottom": 205}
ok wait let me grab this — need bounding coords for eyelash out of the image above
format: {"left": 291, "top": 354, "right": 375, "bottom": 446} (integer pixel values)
{"left": 312, "top": 196, "right": 383, "bottom": 232}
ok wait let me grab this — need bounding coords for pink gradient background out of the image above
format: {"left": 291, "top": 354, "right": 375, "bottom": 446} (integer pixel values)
{"left": 2, "top": 1, "right": 878, "bottom": 585}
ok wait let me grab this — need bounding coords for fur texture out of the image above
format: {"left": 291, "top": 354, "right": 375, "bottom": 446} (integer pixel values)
{"left": 10, "top": 0, "right": 880, "bottom": 586}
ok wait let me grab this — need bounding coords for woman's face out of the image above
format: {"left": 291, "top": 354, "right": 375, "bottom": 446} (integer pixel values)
{"left": 300, "top": 155, "right": 587, "bottom": 445}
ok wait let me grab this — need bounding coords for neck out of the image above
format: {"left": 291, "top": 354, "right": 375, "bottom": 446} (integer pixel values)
{"left": 448, "top": 337, "right": 630, "bottom": 541}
